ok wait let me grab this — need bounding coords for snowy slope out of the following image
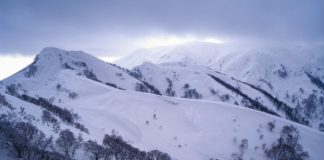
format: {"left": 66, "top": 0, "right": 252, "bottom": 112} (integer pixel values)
{"left": 117, "top": 43, "right": 324, "bottom": 131}
{"left": 1, "top": 66, "right": 324, "bottom": 160}
{"left": 133, "top": 62, "right": 277, "bottom": 111}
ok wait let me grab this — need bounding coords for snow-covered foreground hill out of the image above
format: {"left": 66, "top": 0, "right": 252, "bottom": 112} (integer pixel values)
{"left": 1, "top": 47, "right": 324, "bottom": 159}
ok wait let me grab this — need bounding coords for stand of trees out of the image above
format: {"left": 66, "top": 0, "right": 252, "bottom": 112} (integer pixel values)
{"left": 6, "top": 84, "right": 89, "bottom": 133}
{"left": 305, "top": 72, "right": 324, "bottom": 91}
{"left": 1, "top": 110, "right": 171, "bottom": 160}
{"left": 0, "top": 115, "right": 65, "bottom": 160}
{"left": 208, "top": 74, "right": 279, "bottom": 116}
{"left": 182, "top": 83, "right": 202, "bottom": 99}
{"left": 165, "top": 78, "right": 176, "bottom": 97}
{"left": 56, "top": 129, "right": 83, "bottom": 159}
{"left": 265, "top": 125, "right": 309, "bottom": 160}
{"left": 24, "top": 57, "right": 38, "bottom": 78}
{"left": 0, "top": 93, "right": 13, "bottom": 109}
{"left": 83, "top": 132, "right": 172, "bottom": 160}
{"left": 240, "top": 80, "right": 309, "bottom": 126}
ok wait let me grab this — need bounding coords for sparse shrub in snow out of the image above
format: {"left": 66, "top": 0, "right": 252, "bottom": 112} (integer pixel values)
{"left": 68, "top": 92, "right": 78, "bottom": 99}
{"left": 49, "top": 97, "right": 55, "bottom": 103}
{"left": 231, "top": 139, "right": 248, "bottom": 160}
{"left": 220, "top": 94, "right": 230, "bottom": 101}
{"left": 142, "top": 81, "right": 162, "bottom": 95}
{"left": 267, "top": 121, "right": 276, "bottom": 132}
{"left": 56, "top": 83, "right": 80, "bottom": 99}
{"left": 129, "top": 69, "right": 161, "bottom": 95}
{"left": 56, "top": 129, "right": 83, "bottom": 159}
{"left": 299, "top": 88, "right": 304, "bottom": 94}
{"left": 74, "top": 122, "right": 89, "bottom": 134}
{"left": 83, "top": 69, "right": 100, "bottom": 82}
{"left": 265, "top": 125, "right": 309, "bottom": 160}
{"left": 259, "top": 78, "right": 273, "bottom": 90}
{"left": 209, "top": 88, "right": 217, "bottom": 95}
{"left": 182, "top": 83, "right": 202, "bottom": 99}
{"left": 239, "top": 139, "right": 248, "bottom": 156}
{"left": 18, "top": 107, "right": 26, "bottom": 116}
{"left": 42, "top": 110, "right": 54, "bottom": 125}
{"left": 165, "top": 78, "right": 176, "bottom": 97}
{"left": 72, "top": 60, "right": 101, "bottom": 82}
{"left": 262, "top": 143, "right": 267, "bottom": 150}
{"left": 5, "top": 84, "right": 19, "bottom": 96}
{"left": 153, "top": 113, "right": 157, "bottom": 120}
{"left": 232, "top": 136, "right": 237, "bottom": 144}
{"left": 42, "top": 110, "right": 61, "bottom": 133}
{"left": 63, "top": 62, "right": 74, "bottom": 70}
{"left": 105, "top": 82, "right": 122, "bottom": 89}
{"left": 183, "top": 83, "right": 190, "bottom": 89}
{"left": 24, "top": 63, "right": 38, "bottom": 77}
{"left": 128, "top": 68, "right": 143, "bottom": 80}
{"left": 302, "top": 93, "right": 317, "bottom": 119}
{"left": 73, "top": 61, "right": 87, "bottom": 68}
{"left": 18, "top": 107, "right": 36, "bottom": 123}
{"left": 276, "top": 64, "right": 288, "bottom": 78}
{"left": 319, "top": 123, "right": 324, "bottom": 132}
{"left": 182, "top": 88, "right": 202, "bottom": 99}
{"left": 56, "top": 83, "right": 62, "bottom": 90}
{"left": 116, "top": 72, "right": 123, "bottom": 77}
{"left": 305, "top": 72, "right": 324, "bottom": 91}
{"left": 135, "top": 83, "right": 148, "bottom": 92}
{"left": 0, "top": 93, "right": 13, "bottom": 109}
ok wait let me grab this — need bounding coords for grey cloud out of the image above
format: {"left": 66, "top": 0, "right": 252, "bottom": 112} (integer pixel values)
{"left": 0, "top": 0, "right": 323, "bottom": 56}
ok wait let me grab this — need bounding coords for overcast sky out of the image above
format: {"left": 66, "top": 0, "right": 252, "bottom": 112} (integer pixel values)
{"left": 0, "top": 0, "right": 324, "bottom": 79}
{"left": 1, "top": 0, "right": 323, "bottom": 56}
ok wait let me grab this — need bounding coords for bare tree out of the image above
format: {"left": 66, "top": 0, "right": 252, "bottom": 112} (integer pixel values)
{"left": 56, "top": 129, "right": 83, "bottom": 159}
{"left": 84, "top": 140, "right": 106, "bottom": 160}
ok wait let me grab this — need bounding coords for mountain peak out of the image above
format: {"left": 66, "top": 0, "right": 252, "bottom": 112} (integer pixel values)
{"left": 2, "top": 47, "right": 102, "bottom": 81}
{"left": 37, "top": 47, "right": 90, "bottom": 60}
{"left": 3, "top": 47, "right": 157, "bottom": 93}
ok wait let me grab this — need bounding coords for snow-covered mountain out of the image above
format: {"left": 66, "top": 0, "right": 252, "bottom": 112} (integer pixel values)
{"left": 5, "top": 47, "right": 161, "bottom": 94}
{"left": 115, "top": 42, "right": 222, "bottom": 69}
{"left": 117, "top": 43, "right": 324, "bottom": 131}
{"left": 0, "top": 47, "right": 323, "bottom": 160}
